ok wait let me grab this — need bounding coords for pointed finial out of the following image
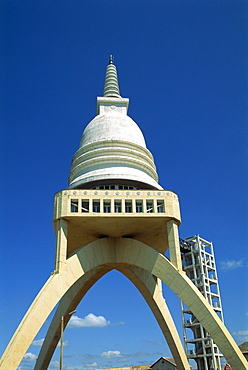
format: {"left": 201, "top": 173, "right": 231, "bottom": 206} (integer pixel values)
{"left": 103, "top": 55, "right": 121, "bottom": 98}
{"left": 109, "top": 55, "right": 114, "bottom": 64}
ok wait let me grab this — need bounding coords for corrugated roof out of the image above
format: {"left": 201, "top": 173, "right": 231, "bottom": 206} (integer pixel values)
{"left": 95, "top": 357, "right": 177, "bottom": 370}
{"left": 94, "top": 365, "right": 151, "bottom": 370}
{"left": 151, "top": 356, "right": 176, "bottom": 367}
{"left": 239, "top": 341, "right": 248, "bottom": 352}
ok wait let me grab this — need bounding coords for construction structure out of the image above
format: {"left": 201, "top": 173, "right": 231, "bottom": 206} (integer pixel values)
{"left": 180, "top": 235, "right": 223, "bottom": 370}
{"left": 1, "top": 57, "right": 247, "bottom": 370}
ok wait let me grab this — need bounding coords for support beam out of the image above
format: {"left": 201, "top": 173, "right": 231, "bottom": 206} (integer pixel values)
{"left": 167, "top": 220, "right": 182, "bottom": 271}
{"left": 34, "top": 267, "right": 111, "bottom": 370}
{"left": 54, "top": 219, "right": 68, "bottom": 272}
{"left": 120, "top": 266, "right": 190, "bottom": 370}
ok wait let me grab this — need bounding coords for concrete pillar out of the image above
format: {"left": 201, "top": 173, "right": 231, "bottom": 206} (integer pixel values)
{"left": 167, "top": 220, "right": 182, "bottom": 271}
{"left": 121, "top": 198, "right": 125, "bottom": 213}
{"left": 100, "top": 198, "right": 103, "bottom": 213}
{"left": 54, "top": 219, "right": 68, "bottom": 272}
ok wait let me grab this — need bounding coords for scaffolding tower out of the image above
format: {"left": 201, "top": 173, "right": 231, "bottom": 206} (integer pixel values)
{"left": 180, "top": 235, "right": 223, "bottom": 370}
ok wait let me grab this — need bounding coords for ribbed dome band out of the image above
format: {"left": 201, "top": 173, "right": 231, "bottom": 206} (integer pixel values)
{"left": 104, "top": 64, "right": 121, "bottom": 98}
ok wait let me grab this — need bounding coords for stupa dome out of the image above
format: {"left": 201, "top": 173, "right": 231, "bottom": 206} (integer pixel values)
{"left": 80, "top": 110, "right": 146, "bottom": 148}
{"left": 68, "top": 57, "right": 162, "bottom": 190}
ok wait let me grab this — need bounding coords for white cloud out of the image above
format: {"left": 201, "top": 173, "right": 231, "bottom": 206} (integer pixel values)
{"left": 239, "top": 336, "right": 248, "bottom": 342}
{"left": 131, "top": 351, "right": 150, "bottom": 357}
{"left": 232, "top": 330, "right": 248, "bottom": 342}
{"left": 50, "top": 361, "right": 75, "bottom": 369}
{"left": 22, "top": 352, "right": 37, "bottom": 362}
{"left": 220, "top": 259, "right": 244, "bottom": 270}
{"left": 110, "top": 321, "right": 125, "bottom": 326}
{"left": 84, "top": 362, "right": 98, "bottom": 367}
{"left": 32, "top": 338, "right": 44, "bottom": 346}
{"left": 101, "top": 350, "right": 122, "bottom": 358}
{"left": 142, "top": 340, "right": 164, "bottom": 345}
{"left": 50, "top": 361, "right": 60, "bottom": 368}
{"left": 68, "top": 313, "right": 110, "bottom": 328}
{"left": 117, "top": 358, "right": 128, "bottom": 363}
{"left": 79, "top": 353, "right": 98, "bottom": 359}
{"left": 232, "top": 330, "right": 248, "bottom": 336}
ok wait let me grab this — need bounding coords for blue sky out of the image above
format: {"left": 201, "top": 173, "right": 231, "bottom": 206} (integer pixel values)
{"left": 1, "top": 1, "right": 248, "bottom": 369}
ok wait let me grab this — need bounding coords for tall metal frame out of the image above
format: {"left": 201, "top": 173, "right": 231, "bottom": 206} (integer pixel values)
{"left": 180, "top": 235, "right": 223, "bottom": 370}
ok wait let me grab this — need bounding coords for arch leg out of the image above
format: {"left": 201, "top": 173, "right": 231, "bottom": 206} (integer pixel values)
{"left": 34, "top": 266, "right": 110, "bottom": 370}
{"left": 111, "top": 238, "right": 247, "bottom": 370}
{"left": 120, "top": 266, "right": 190, "bottom": 370}
{"left": 0, "top": 251, "right": 109, "bottom": 370}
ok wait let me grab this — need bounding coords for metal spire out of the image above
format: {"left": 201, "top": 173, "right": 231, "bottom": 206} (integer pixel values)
{"left": 103, "top": 55, "right": 121, "bottom": 98}
{"left": 109, "top": 55, "right": 114, "bottom": 64}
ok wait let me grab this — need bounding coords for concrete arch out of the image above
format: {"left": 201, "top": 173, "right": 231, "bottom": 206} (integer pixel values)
{"left": 35, "top": 265, "right": 190, "bottom": 370}
{"left": 1, "top": 238, "right": 247, "bottom": 370}
{"left": 34, "top": 266, "right": 112, "bottom": 370}
{"left": 117, "top": 265, "right": 190, "bottom": 370}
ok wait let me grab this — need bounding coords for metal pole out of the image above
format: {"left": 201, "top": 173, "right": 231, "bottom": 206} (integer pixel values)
{"left": 59, "top": 310, "right": 76, "bottom": 370}
{"left": 60, "top": 315, "right": 64, "bottom": 370}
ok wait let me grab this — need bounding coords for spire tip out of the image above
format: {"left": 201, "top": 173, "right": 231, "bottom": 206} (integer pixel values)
{"left": 109, "top": 55, "right": 114, "bottom": 64}
{"left": 104, "top": 55, "right": 121, "bottom": 98}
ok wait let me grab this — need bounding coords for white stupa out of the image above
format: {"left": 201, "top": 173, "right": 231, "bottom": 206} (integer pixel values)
{"left": 69, "top": 56, "right": 162, "bottom": 190}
